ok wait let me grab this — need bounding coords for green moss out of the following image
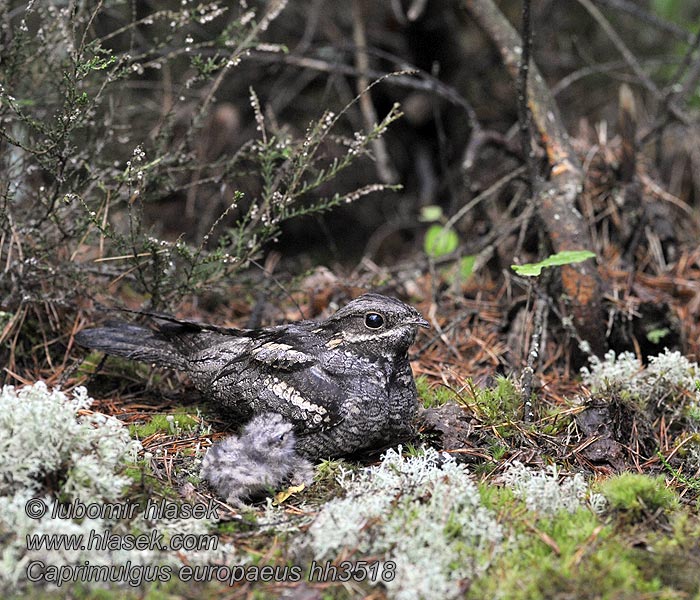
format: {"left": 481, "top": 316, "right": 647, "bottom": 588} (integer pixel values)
{"left": 416, "top": 375, "right": 459, "bottom": 408}
{"left": 314, "top": 458, "right": 353, "bottom": 483}
{"left": 658, "top": 449, "right": 700, "bottom": 492}
{"left": 77, "top": 354, "right": 166, "bottom": 398}
{"left": 97, "top": 354, "right": 156, "bottom": 380}
{"left": 642, "top": 512, "right": 700, "bottom": 594}
{"left": 76, "top": 350, "right": 107, "bottom": 377}
{"left": 471, "top": 441, "right": 510, "bottom": 476}
{"left": 120, "top": 457, "right": 181, "bottom": 507}
{"left": 538, "top": 405, "right": 574, "bottom": 436}
{"left": 122, "top": 460, "right": 148, "bottom": 483}
{"left": 404, "top": 443, "right": 426, "bottom": 457}
{"left": 471, "top": 469, "right": 700, "bottom": 599}
{"left": 301, "top": 459, "right": 353, "bottom": 505}
{"left": 129, "top": 408, "right": 201, "bottom": 438}
{"left": 469, "top": 502, "right": 675, "bottom": 599}
{"left": 215, "top": 520, "right": 242, "bottom": 535}
{"left": 466, "top": 376, "right": 521, "bottom": 427}
{"left": 600, "top": 473, "right": 678, "bottom": 520}
{"left": 478, "top": 480, "right": 519, "bottom": 513}
{"left": 489, "top": 441, "right": 509, "bottom": 462}
{"left": 688, "top": 404, "right": 700, "bottom": 421}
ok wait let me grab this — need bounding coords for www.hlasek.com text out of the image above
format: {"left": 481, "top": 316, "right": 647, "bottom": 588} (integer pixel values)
{"left": 26, "top": 528, "right": 218, "bottom": 553}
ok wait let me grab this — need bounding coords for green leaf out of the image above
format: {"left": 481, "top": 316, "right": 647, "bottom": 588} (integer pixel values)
{"left": 511, "top": 250, "right": 596, "bottom": 277}
{"left": 646, "top": 328, "right": 670, "bottom": 344}
{"left": 460, "top": 255, "right": 476, "bottom": 279}
{"left": 424, "top": 224, "right": 459, "bottom": 258}
{"left": 420, "top": 205, "right": 444, "bottom": 223}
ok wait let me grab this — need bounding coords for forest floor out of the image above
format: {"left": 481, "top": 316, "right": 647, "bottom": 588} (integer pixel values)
{"left": 3, "top": 1, "right": 700, "bottom": 597}
{"left": 10, "top": 237, "right": 700, "bottom": 600}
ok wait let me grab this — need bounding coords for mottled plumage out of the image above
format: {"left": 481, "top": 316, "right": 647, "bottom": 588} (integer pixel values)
{"left": 200, "top": 412, "right": 313, "bottom": 506}
{"left": 75, "top": 293, "right": 429, "bottom": 458}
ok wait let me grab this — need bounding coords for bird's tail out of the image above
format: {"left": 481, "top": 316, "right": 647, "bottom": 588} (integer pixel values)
{"left": 74, "top": 322, "right": 186, "bottom": 369}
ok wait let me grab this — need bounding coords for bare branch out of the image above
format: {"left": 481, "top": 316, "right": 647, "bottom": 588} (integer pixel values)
{"left": 351, "top": 0, "right": 398, "bottom": 184}
{"left": 576, "top": 0, "right": 691, "bottom": 126}
{"left": 516, "top": 0, "right": 539, "bottom": 192}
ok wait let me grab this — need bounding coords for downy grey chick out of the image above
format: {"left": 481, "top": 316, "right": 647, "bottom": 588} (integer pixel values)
{"left": 200, "top": 412, "right": 314, "bottom": 506}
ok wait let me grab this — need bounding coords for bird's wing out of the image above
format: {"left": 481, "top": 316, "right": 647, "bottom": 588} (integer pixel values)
{"left": 250, "top": 344, "right": 315, "bottom": 369}
{"left": 190, "top": 326, "right": 343, "bottom": 433}
{"left": 121, "top": 309, "right": 251, "bottom": 337}
{"left": 247, "top": 330, "right": 318, "bottom": 370}
{"left": 257, "top": 363, "right": 345, "bottom": 433}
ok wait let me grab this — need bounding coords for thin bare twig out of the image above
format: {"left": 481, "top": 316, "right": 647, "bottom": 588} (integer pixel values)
{"left": 576, "top": 0, "right": 690, "bottom": 126}
{"left": 444, "top": 166, "right": 527, "bottom": 231}
{"left": 464, "top": 0, "right": 607, "bottom": 356}
{"left": 187, "top": 0, "right": 289, "bottom": 151}
{"left": 516, "top": 0, "right": 539, "bottom": 194}
{"left": 641, "top": 26, "right": 700, "bottom": 144}
{"left": 593, "top": 0, "right": 694, "bottom": 43}
{"left": 351, "top": 0, "right": 397, "bottom": 184}
{"left": 249, "top": 51, "right": 480, "bottom": 131}
{"left": 521, "top": 296, "right": 546, "bottom": 422}
{"left": 551, "top": 56, "right": 686, "bottom": 97}
{"left": 666, "top": 28, "right": 700, "bottom": 97}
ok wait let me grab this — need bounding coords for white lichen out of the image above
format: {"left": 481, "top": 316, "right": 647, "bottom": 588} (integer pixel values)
{"left": 0, "top": 382, "right": 140, "bottom": 501}
{"left": 0, "top": 382, "right": 234, "bottom": 591}
{"left": 0, "top": 383, "right": 140, "bottom": 586}
{"left": 299, "top": 446, "right": 503, "bottom": 600}
{"left": 501, "top": 461, "right": 606, "bottom": 516}
{"left": 580, "top": 349, "right": 642, "bottom": 394}
{"left": 645, "top": 350, "right": 699, "bottom": 400}
{"left": 580, "top": 348, "right": 700, "bottom": 415}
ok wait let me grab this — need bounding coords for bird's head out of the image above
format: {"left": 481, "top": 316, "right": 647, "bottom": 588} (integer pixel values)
{"left": 326, "top": 293, "right": 429, "bottom": 358}
{"left": 245, "top": 412, "right": 297, "bottom": 457}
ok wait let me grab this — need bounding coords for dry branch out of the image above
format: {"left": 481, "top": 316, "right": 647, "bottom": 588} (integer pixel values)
{"left": 351, "top": 0, "right": 398, "bottom": 184}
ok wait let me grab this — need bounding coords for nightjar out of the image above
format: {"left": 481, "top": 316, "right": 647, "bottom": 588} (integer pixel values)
{"left": 200, "top": 412, "right": 314, "bottom": 506}
{"left": 75, "top": 293, "right": 429, "bottom": 458}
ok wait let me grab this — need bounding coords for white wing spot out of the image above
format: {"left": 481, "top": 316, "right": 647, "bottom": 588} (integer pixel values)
{"left": 252, "top": 341, "right": 311, "bottom": 364}
{"left": 326, "top": 337, "right": 344, "bottom": 349}
{"left": 271, "top": 378, "right": 327, "bottom": 415}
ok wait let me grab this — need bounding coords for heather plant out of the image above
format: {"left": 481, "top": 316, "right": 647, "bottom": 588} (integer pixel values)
{"left": 0, "top": 0, "right": 401, "bottom": 375}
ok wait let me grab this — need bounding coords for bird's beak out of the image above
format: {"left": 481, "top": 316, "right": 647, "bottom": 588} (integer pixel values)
{"left": 409, "top": 317, "right": 430, "bottom": 328}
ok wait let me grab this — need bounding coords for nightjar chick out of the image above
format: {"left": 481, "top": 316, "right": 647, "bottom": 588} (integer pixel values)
{"left": 200, "top": 412, "right": 313, "bottom": 506}
{"left": 75, "top": 293, "right": 429, "bottom": 458}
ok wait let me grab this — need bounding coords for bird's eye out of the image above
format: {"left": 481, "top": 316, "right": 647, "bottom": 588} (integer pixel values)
{"left": 364, "top": 312, "right": 385, "bottom": 329}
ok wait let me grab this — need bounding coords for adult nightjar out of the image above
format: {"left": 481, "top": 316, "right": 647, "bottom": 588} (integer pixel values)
{"left": 75, "top": 293, "right": 429, "bottom": 459}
